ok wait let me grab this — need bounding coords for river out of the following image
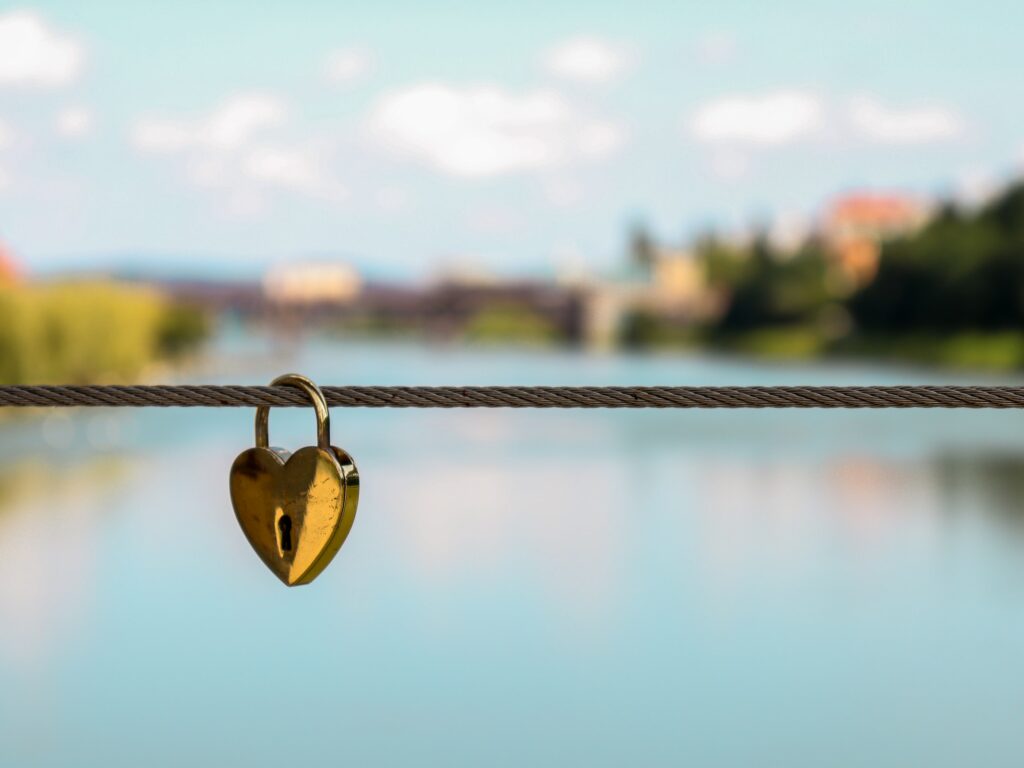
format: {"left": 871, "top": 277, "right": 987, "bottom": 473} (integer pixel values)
{"left": 2, "top": 329, "right": 1024, "bottom": 766}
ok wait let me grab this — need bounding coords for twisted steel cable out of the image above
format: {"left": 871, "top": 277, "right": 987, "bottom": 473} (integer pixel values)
{"left": 2, "top": 384, "right": 1024, "bottom": 408}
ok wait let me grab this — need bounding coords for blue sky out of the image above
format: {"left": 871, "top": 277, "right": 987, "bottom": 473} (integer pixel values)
{"left": 0, "top": 0, "right": 1021, "bottom": 277}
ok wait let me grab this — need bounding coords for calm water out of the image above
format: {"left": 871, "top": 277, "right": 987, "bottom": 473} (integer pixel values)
{"left": 3, "top": 330, "right": 1024, "bottom": 767}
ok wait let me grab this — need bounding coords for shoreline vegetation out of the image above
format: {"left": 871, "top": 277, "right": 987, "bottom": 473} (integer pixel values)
{"left": 336, "top": 317, "right": 1024, "bottom": 372}
{"left": 623, "top": 325, "right": 1024, "bottom": 371}
{"left": 0, "top": 280, "right": 209, "bottom": 385}
{"left": 421, "top": 180, "right": 1024, "bottom": 372}
{"left": 625, "top": 182, "right": 1024, "bottom": 371}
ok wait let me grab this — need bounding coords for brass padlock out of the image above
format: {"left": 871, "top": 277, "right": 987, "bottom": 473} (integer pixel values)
{"left": 229, "top": 374, "right": 359, "bottom": 586}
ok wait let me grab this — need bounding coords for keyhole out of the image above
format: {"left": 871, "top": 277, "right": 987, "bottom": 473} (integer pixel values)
{"left": 278, "top": 515, "right": 293, "bottom": 552}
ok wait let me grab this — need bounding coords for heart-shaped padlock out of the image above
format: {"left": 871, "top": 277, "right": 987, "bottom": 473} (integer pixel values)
{"left": 229, "top": 374, "right": 359, "bottom": 586}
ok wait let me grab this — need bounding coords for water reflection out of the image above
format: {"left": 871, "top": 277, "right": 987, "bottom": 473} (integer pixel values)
{"left": 935, "top": 453, "right": 1024, "bottom": 540}
{"left": 0, "top": 456, "right": 131, "bottom": 668}
{"left": 3, "top": 338, "right": 1024, "bottom": 766}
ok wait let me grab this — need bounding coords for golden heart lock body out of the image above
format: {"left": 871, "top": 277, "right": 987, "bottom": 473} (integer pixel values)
{"left": 229, "top": 374, "right": 359, "bottom": 586}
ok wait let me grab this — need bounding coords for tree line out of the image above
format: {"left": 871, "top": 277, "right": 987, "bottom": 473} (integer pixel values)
{"left": 629, "top": 181, "right": 1024, "bottom": 368}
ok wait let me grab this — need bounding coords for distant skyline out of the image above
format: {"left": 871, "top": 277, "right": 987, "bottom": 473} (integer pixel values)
{"left": 0, "top": 0, "right": 1021, "bottom": 276}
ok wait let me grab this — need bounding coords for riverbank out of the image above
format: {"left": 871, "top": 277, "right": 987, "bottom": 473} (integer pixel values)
{"left": 351, "top": 297, "right": 1024, "bottom": 373}
{"left": 714, "top": 329, "right": 1024, "bottom": 371}
{"left": 0, "top": 280, "right": 209, "bottom": 385}
{"left": 621, "top": 317, "right": 1024, "bottom": 372}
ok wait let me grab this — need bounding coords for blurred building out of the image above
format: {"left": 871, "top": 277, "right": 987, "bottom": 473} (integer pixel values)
{"left": 646, "top": 247, "right": 716, "bottom": 317}
{"left": 263, "top": 262, "right": 362, "bottom": 305}
{"left": 822, "top": 194, "right": 929, "bottom": 287}
{"left": 431, "top": 261, "right": 499, "bottom": 288}
{"left": 577, "top": 241, "right": 721, "bottom": 350}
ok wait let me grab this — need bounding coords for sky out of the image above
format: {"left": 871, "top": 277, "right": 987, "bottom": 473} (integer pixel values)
{"left": 0, "top": 0, "right": 1021, "bottom": 278}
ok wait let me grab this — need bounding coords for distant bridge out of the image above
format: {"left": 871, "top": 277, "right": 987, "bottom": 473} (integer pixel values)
{"left": 154, "top": 278, "right": 634, "bottom": 346}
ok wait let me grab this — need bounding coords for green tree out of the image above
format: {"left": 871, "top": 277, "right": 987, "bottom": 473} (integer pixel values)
{"left": 849, "top": 184, "right": 1024, "bottom": 332}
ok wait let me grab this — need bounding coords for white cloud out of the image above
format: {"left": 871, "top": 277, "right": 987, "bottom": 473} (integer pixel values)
{"left": 691, "top": 91, "right": 823, "bottom": 145}
{"left": 0, "top": 11, "right": 84, "bottom": 87}
{"left": 690, "top": 90, "right": 965, "bottom": 150}
{"left": 242, "top": 146, "right": 345, "bottom": 199}
{"left": 366, "top": 83, "right": 624, "bottom": 177}
{"left": 324, "top": 48, "right": 373, "bottom": 84}
{"left": 184, "top": 142, "right": 344, "bottom": 205}
{"left": 131, "top": 93, "right": 287, "bottom": 153}
{"left": 55, "top": 106, "right": 93, "bottom": 138}
{"left": 131, "top": 92, "right": 344, "bottom": 207}
{"left": 847, "top": 96, "right": 963, "bottom": 143}
{"left": 542, "top": 36, "right": 633, "bottom": 84}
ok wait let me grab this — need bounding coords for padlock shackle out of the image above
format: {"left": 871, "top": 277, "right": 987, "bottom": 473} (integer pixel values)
{"left": 255, "top": 373, "right": 331, "bottom": 450}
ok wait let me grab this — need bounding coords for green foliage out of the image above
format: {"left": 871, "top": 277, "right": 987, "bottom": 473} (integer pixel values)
{"left": 724, "top": 326, "right": 828, "bottom": 360}
{"left": 620, "top": 310, "right": 700, "bottom": 349}
{"left": 694, "top": 233, "right": 753, "bottom": 288}
{"left": 849, "top": 187, "right": 1024, "bottom": 332}
{"left": 157, "top": 303, "right": 211, "bottom": 357}
{"left": 690, "top": 181, "right": 1024, "bottom": 369}
{"left": 700, "top": 234, "right": 836, "bottom": 333}
{"left": 462, "top": 305, "right": 558, "bottom": 346}
{"left": 0, "top": 281, "right": 209, "bottom": 384}
{"left": 836, "top": 332, "right": 1024, "bottom": 371}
